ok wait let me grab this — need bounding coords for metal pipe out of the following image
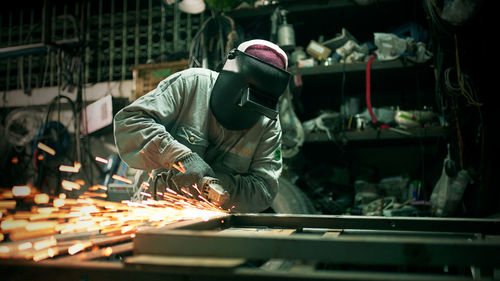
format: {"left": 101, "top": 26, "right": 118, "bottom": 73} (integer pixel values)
{"left": 42, "top": 0, "right": 52, "bottom": 45}
{"left": 230, "top": 214, "right": 500, "bottom": 235}
{"left": 109, "top": 0, "right": 115, "bottom": 81}
{"left": 0, "top": 39, "right": 79, "bottom": 60}
{"left": 121, "top": 0, "right": 127, "bottom": 80}
{"left": 97, "top": 0, "right": 102, "bottom": 81}
{"left": 147, "top": 0, "right": 152, "bottom": 62}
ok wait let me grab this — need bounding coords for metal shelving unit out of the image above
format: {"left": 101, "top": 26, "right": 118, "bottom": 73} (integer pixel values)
{"left": 305, "top": 126, "right": 447, "bottom": 143}
{"left": 290, "top": 58, "right": 442, "bottom": 143}
{"left": 288, "top": 59, "right": 421, "bottom": 76}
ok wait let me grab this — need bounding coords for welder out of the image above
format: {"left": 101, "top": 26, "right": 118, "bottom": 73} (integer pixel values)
{"left": 113, "top": 39, "right": 291, "bottom": 213}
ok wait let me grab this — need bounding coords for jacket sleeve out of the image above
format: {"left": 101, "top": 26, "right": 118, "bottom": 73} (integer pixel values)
{"left": 113, "top": 74, "right": 192, "bottom": 170}
{"left": 214, "top": 120, "right": 283, "bottom": 213}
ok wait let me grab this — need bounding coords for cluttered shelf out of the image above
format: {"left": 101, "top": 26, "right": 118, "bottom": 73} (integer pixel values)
{"left": 305, "top": 126, "right": 447, "bottom": 142}
{"left": 288, "top": 58, "right": 422, "bottom": 76}
{"left": 225, "top": 0, "right": 401, "bottom": 19}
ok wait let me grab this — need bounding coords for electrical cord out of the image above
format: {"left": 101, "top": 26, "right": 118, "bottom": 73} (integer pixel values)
{"left": 452, "top": 34, "right": 481, "bottom": 107}
{"left": 32, "top": 95, "right": 78, "bottom": 192}
{"left": 424, "top": 0, "right": 485, "bottom": 187}
{"left": 188, "top": 11, "right": 240, "bottom": 70}
{"left": 423, "top": 0, "right": 454, "bottom": 38}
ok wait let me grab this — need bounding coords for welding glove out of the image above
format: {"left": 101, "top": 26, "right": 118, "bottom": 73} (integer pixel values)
{"left": 168, "top": 152, "right": 215, "bottom": 198}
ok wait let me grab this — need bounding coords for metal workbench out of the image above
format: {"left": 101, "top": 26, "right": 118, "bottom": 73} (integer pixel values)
{"left": 2, "top": 214, "right": 500, "bottom": 281}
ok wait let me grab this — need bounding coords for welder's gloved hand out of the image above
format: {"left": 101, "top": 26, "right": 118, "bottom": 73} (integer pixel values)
{"left": 168, "top": 152, "right": 215, "bottom": 198}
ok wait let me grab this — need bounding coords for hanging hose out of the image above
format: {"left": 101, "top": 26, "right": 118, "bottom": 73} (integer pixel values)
{"left": 365, "top": 54, "right": 378, "bottom": 125}
{"left": 188, "top": 12, "right": 240, "bottom": 70}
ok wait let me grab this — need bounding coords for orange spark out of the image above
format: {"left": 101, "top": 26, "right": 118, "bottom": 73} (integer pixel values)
{"left": 68, "top": 241, "right": 92, "bottom": 255}
{"left": 33, "top": 247, "right": 58, "bottom": 261}
{"left": 75, "top": 179, "right": 85, "bottom": 186}
{"left": 1, "top": 219, "right": 28, "bottom": 231}
{"left": 12, "top": 185, "right": 32, "bottom": 197}
{"left": 198, "top": 195, "right": 211, "bottom": 204}
{"left": 87, "top": 185, "right": 107, "bottom": 191}
{"left": 166, "top": 188, "right": 177, "bottom": 194}
{"left": 0, "top": 190, "right": 14, "bottom": 199}
{"left": 37, "top": 154, "right": 45, "bottom": 160}
{"left": 59, "top": 162, "right": 82, "bottom": 173}
{"left": 121, "top": 225, "right": 135, "bottom": 234}
{"left": 83, "top": 192, "right": 107, "bottom": 198}
{"left": 61, "top": 180, "right": 81, "bottom": 191}
{"left": 26, "top": 221, "right": 57, "bottom": 231}
{"left": 140, "top": 182, "right": 150, "bottom": 190}
{"left": 34, "top": 194, "right": 50, "bottom": 204}
{"left": 35, "top": 207, "right": 57, "bottom": 214}
{"left": 181, "top": 188, "right": 193, "bottom": 198}
{"left": 102, "top": 247, "right": 113, "bottom": 257}
{"left": 99, "top": 185, "right": 108, "bottom": 191}
{"left": 0, "top": 183, "right": 228, "bottom": 262}
{"left": 94, "top": 156, "right": 108, "bottom": 164}
{"left": 18, "top": 242, "right": 32, "bottom": 251}
{"left": 112, "top": 175, "right": 133, "bottom": 184}
{"left": 140, "top": 192, "right": 151, "bottom": 198}
{"left": 192, "top": 183, "right": 201, "bottom": 194}
{"left": 33, "top": 237, "right": 57, "bottom": 251}
{"left": 37, "top": 142, "right": 55, "bottom": 156}
{"left": 11, "top": 157, "right": 19, "bottom": 164}
{"left": 53, "top": 198, "right": 65, "bottom": 208}
{"left": 0, "top": 245, "right": 8, "bottom": 254}
{"left": 172, "top": 161, "right": 186, "bottom": 173}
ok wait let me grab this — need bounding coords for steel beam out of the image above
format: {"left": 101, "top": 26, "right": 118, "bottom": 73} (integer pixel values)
{"left": 2, "top": 213, "right": 499, "bottom": 281}
{"left": 134, "top": 213, "right": 500, "bottom": 270}
{"left": 133, "top": 228, "right": 500, "bottom": 268}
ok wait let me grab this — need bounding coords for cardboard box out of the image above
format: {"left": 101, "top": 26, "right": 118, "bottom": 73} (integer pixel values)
{"left": 306, "top": 40, "right": 332, "bottom": 60}
{"left": 131, "top": 60, "right": 189, "bottom": 100}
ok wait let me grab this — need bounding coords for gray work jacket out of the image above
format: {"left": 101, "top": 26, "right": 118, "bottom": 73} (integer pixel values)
{"left": 113, "top": 68, "right": 283, "bottom": 213}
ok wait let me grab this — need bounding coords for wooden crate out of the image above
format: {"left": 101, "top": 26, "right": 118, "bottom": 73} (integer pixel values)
{"left": 131, "top": 60, "right": 189, "bottom": 100}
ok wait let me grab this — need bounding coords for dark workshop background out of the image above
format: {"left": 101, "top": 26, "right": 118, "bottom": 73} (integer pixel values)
{"left": 0, "top": 0, "right": 496, "bottom": 218}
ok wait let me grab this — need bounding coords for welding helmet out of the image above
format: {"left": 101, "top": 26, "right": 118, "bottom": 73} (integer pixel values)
{"left": 210, "top": 39, "right": 291, "bottom": 130}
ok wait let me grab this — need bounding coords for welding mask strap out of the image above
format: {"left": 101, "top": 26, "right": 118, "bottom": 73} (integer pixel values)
{"left": 238, "top": 88, "right": 278, "bottom": 120}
